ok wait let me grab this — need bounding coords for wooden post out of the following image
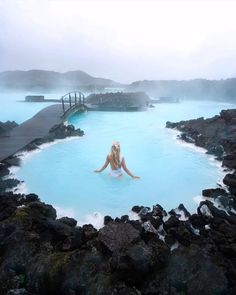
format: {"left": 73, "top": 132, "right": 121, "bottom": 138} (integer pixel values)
{"left": 69, "top": 93, "right": 72, "bottom": 108}
{"left": 61, "top": 97, "right": 65, "bottom": 113}
{"left": 79, "top": 93, "right": 81, "bottom": 105}
{"left": 75, "top": 92, "right": 77, "bottom": 104}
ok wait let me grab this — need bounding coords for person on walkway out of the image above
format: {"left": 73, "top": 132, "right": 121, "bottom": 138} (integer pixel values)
{"left": 94, "top": 141, "right": 140, "bottom": 179}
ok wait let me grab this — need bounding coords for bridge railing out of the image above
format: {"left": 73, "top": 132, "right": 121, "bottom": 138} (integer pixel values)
{"left": 61, "top": 91, "right": 85, "bottom": 115}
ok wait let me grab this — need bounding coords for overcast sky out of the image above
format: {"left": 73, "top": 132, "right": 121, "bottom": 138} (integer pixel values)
{"left": 0, "top": 0, "right": 236, "bottom": 83}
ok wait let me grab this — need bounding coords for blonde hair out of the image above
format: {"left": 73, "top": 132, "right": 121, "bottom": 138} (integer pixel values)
{"left": 110, "top": 141, "right": 120, "bottom": 168}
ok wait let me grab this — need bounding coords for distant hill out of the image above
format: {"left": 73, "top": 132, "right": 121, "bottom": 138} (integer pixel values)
{"left": 0, "top": 70, "right": 122, "bottom": 92}
{"left": 2, "top": 70, "right": 236, "bottom": 102}
{"left": 126, "top": 79, "right": 236, "bottom": 102}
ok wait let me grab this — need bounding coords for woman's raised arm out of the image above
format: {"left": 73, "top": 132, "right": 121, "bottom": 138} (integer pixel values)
{"left": 121, "top": 158, "right": 140, "bottom": 179}
{"left": 94, "top": 155, "right": 110, "bottom": 172}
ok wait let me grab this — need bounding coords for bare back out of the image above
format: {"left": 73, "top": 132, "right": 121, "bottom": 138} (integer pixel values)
{"left": 94, "top": 148, "right": 139, "bottom": 178}
{"left": 108, "top": 154, "right": 123, "bottom": 171}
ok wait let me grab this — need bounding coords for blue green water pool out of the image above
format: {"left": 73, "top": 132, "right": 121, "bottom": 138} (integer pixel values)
{"left": 13, "top": 100, "right": 235, "bottom": 226}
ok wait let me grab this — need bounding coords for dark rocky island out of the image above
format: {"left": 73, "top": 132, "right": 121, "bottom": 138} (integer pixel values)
{"left": 1, "top": 110, "right": 236, "bottom": 294}
{"left": 86, "top": 92, "right": 150, "bottom": 111}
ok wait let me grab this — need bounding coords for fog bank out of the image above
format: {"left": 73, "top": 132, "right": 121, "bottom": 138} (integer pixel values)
{"left": 1, "top": 0, "right": 236, "bottom": 83}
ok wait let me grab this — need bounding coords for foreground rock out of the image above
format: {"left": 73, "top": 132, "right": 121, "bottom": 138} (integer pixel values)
{"left": 0, "top": 194, "right": 236, "bottom": 294}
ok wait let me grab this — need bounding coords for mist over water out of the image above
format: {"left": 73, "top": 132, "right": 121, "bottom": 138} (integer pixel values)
{"left": 0, "top": 92, "right": 60, "bottom": 123}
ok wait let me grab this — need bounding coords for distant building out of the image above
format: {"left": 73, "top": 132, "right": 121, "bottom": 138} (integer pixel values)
{"left": 158, "top": 97, "right": 179, "bottom": 103}
{"left": 151, "top": 97, "right": 180, "bottom": 103}
{"left": 25, "top": 95, "right": 45, "bottom": 102}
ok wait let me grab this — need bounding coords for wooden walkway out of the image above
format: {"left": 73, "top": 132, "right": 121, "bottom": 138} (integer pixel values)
{"left": 0, "top": 91, "right": 88, "bottom": 162}
{"left": 0, "top": 104, "right": 63, "bottom": 162}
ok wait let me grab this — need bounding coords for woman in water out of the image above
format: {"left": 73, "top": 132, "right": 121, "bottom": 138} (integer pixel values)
{"left": 94, "top": 141, "right": 140, "bottom": 179}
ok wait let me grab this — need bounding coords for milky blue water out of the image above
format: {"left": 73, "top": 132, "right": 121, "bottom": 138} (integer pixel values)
{"left": 0, "top": 92, "right": 58, "bottom": 123}
{"left": 13, "top": 99, "right": 236, "bottom": 225}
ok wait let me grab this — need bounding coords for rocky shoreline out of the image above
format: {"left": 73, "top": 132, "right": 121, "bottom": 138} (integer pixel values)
{"left": 0, "top": 111, "right": 236, "bottom": 294}
{"left": 166, "top": 109, "right": 236, "bottom": 199}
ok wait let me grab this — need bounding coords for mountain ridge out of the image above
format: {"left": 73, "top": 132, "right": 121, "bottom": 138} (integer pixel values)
{"left": 1, "top": 69, "right": 236, "bottom": 102}
{"left": 126, "top": 78, "right": 236, "bottom": 101}
{"left": 0, "top": 69, "right": 123, "bottom": 92}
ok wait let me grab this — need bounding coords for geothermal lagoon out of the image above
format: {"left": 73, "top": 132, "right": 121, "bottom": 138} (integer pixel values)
{"left": 6, "top": 96, "right": 234, "bottom": 226}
